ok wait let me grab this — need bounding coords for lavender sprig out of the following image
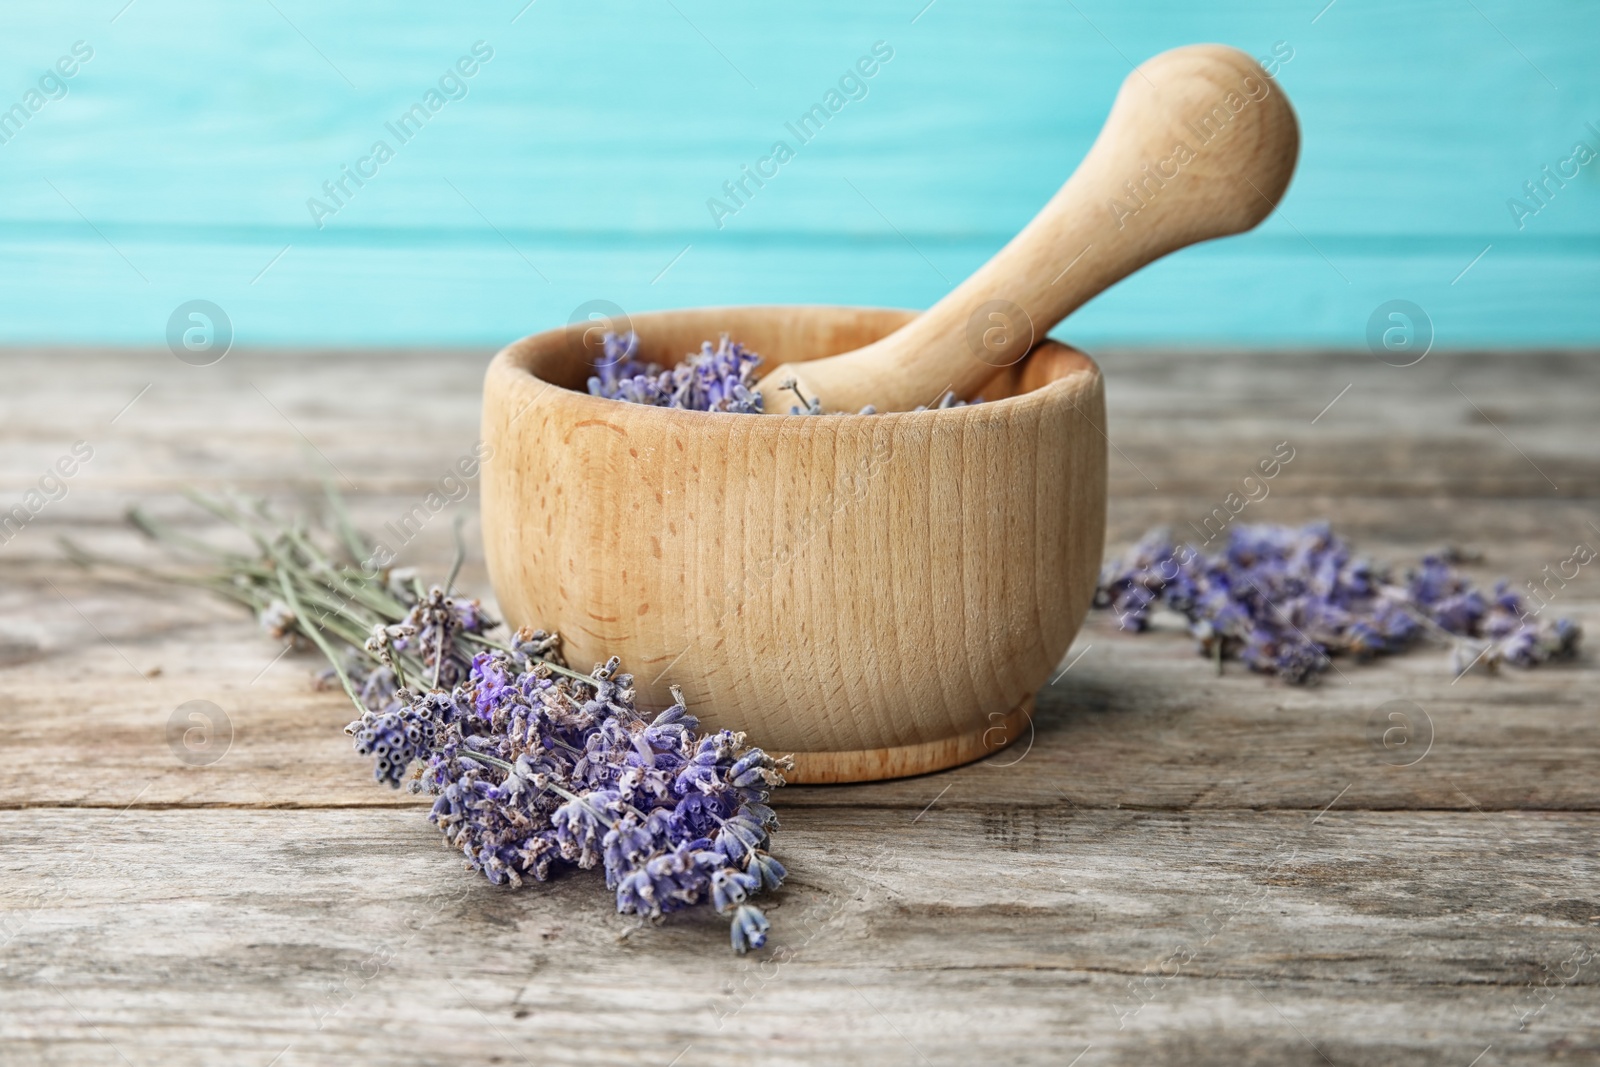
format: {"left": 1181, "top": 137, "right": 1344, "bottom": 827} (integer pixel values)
{"left": 1094, "top": 522, "right": 1581, "bottom": 683}
{"left": 401, "top": 657, "right": 791, "bottom": 952}
{"left": 111, "top": 487, "right": 789, "bottom": 952}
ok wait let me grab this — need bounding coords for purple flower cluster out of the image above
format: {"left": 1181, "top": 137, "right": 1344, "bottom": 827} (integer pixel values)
{"left": 140, "top": 489, "right": 788, "bottom": 952}
{"left": 345, "top": 628, "right": 790, "bottom": 953}
{"left": 588, "top": 332, "right": 764, "bottom": 413}
{"left": 334, "top": 584, "right": 495, "bottom": 724}
{"left": 586, "top": 331, "right": 980, "bottom": 415}
{"left": 349, "top": 691, "right": 452, "bottom": 788}
{"left": 1094, "top": 522, "right": 1581, "bottom": 683}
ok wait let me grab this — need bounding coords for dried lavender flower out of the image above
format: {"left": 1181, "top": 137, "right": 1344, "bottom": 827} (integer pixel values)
{"left": 122, "top": 486, "right": 790, "bottom": 953}
{"left": 1094, "top": 522, "right": 1581, "bottom": 683}
{"left": 589, "top": 332, "right": 764, "bottom": 413}
{"left": 406, "top": 637, "right": 791, "bottom": 951}
{"left": 588, "top": 332, "right": 981, "bottom": 415}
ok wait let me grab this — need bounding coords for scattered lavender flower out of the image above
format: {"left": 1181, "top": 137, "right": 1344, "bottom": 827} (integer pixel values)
{"left": 1094, "top": 522, "right": 1581, "bottom": 683}
{"left": 586, "top": 331, "right": 980, "bottom": 415}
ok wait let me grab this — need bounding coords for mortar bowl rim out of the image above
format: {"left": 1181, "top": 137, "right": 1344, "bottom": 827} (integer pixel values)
{"left": 489, "top": 303, "right": 1101, "bottom": 425}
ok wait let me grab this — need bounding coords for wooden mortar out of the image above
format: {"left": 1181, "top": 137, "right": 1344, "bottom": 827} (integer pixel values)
{"left": 481, "top": 306, "right": 1104, "bottom": 783}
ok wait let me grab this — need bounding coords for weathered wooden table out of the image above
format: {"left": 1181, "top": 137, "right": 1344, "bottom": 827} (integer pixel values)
{"left": 3, "top": 347, "right": 1596, "bottom": 1066}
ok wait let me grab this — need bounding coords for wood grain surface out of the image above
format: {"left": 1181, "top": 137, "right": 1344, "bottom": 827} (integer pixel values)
{"left": 2, "top": 345, "right": 1598, "bottom": 1066}
{"left": 482, "top": 306, "right": 1104, "bottom": 781}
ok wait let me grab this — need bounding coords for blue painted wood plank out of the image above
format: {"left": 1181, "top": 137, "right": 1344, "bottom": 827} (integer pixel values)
{"left": 0, "top": 0, "right": 1595, "bottom": 345}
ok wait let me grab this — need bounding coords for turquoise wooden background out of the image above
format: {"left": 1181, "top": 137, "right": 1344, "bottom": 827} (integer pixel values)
{"left": 2, "top": 0, "right": 1596, "bottom": 348}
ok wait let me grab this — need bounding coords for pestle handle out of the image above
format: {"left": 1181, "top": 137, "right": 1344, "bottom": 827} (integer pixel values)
{"left": 756, "top": 44, "right": 1300, "bottom": 415}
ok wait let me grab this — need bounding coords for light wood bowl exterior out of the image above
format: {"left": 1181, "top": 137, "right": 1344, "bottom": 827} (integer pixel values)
{"left": 480, "top": 306, "right": 1106, "bottom": 783}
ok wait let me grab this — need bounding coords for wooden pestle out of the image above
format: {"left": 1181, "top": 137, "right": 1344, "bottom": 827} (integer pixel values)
{"left": 754, "top": 44, "right": 1300, "bottom": 415}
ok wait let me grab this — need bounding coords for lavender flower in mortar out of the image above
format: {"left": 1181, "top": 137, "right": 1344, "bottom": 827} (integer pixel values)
{"left": 589, "top": 332, "right": 764, "bottom": 413}
{"left": 589, "top": 331, "right": 980, "bottom": 415}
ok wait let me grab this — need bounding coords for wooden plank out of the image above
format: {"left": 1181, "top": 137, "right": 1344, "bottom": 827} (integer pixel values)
{"left": 4, "top": 1, "right": 1595, "bottom": 239}
{"left": 7, "top": 238, "right": 1599, "bottom": 349}
{"left": 2, "top": 350, "right": 1596, "bottom": 811}
{"left": 5, "top": 349, "right": 1599, "bottom": 498}
{"left": 3, "top": 807, "right": 1597, "bottom": 1066}
{"left": 3, "top": 345, "right": 1597, "bottom": 1065}
{"left": 1094, "top": 349, "right": 1600, "bottom": 499}
{"left": 5, "top": 3, "right": 1600, "bottom": 348}
{"left": 2, "top": 570, "right": 1596, "bottom": 812}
